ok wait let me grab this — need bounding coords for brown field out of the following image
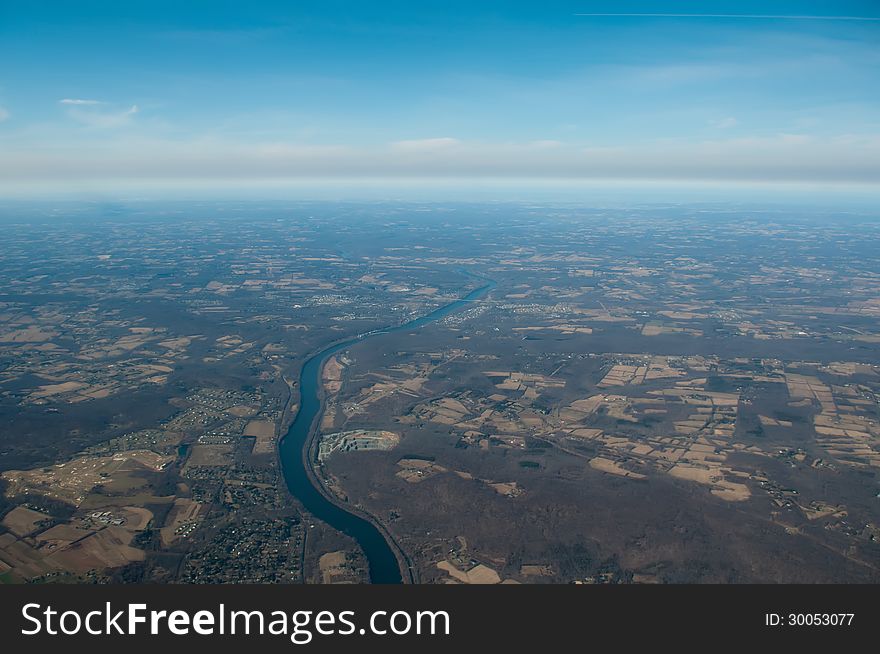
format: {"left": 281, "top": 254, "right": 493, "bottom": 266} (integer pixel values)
{"left": 31, "top": 381, "right": 89, "bottom": 398}
{"left": 36, "top": 523, "right": 96, "bottom": 549}
{"left": 589, "top": 457, "right": 646, "bottom": 479}
{"left": 80, "top": 493, "right": 175, "bottom": 510}
{"left": 186, "top": 444, "right": 233, "bottom": 467}
{"left": 1, "top": 506, "right": 50, "bottom": 537}
{"left": 488, "top": 481, "right": 522, "bottom": 496}
{"left": 0, "top": 326, "right": 57, "bottom": 342}
{"left": 244, "top": 420, "right": 275, "bottom": 437}
{"left": 160, "top": 498, "right": 204, "bottom": 546}
{"left": 323, "top": 356, "right": 343, "bottom": 394}
{"left": 47, "top": 527, "right": 144, "bottom": 572}
{"left": 117, "top": 506, "right": 154, "bottom": 531}
{"left": 227, "top": 405, "right": 259, "bottom": 417}
{"left": 2, "top": 450, "right": 173, "bottom": 505}
{"left": 318, "top": 550, "right": 349, "bottom": 584}
{"left": 244, "top": 419, "right": 277, "bottom": 455}
{"left": 436, "top": 560, "right": 501, "bottom": 584}
{"left": 0, "top": 535, "right": 60, "bottom": 580}
{"left": 669, "top": 464, "right": 751, "bottom": 501}
{"left": 396, "top": 459, "right": 447, "bottom": 483}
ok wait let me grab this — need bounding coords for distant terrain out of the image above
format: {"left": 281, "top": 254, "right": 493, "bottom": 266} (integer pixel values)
{"left": 1, "top": 201, "right": 878, "bottom": 584}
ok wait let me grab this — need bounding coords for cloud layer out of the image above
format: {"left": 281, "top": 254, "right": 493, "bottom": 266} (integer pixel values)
{"left": 2, "top": 133, "right": 878, "bottom": 185}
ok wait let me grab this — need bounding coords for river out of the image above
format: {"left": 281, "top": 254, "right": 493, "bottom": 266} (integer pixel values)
{"left": 278, "top": 280, "right": 495, "bottom": 584}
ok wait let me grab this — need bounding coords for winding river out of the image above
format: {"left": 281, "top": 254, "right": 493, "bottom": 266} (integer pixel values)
{"left": 278, "top": 280, "right": 495, "bottom": 584}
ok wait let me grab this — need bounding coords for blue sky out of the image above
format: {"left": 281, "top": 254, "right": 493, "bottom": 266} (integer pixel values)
{"left": 1, "top": 1, "right": 878, "bottom": 194}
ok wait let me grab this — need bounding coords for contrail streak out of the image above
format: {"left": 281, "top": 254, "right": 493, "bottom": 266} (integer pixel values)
{"left": 573, "top": 13, "right": 880, "bottom": 21}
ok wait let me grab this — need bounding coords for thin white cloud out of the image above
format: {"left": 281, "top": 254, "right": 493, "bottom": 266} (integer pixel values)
{"left": 0, "top": 107, "right": 9, "bottom": 122}
{"left": 59, "top": 98, "right": 103, "bottom": 105}
{"left": 66, "top": 104, "right": 138, "bottom": 128}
